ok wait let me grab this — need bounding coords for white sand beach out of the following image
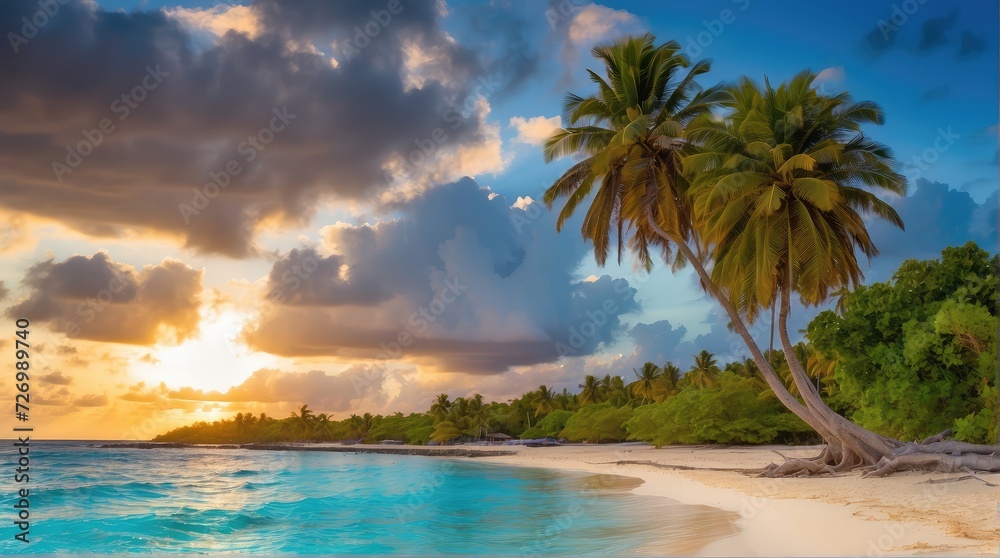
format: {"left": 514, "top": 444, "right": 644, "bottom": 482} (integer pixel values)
{"left": 469, "top": 444, "right": 1000, "bottom": 556}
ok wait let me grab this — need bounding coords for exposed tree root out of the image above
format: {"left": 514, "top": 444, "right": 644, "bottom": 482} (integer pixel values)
{"left": 760, "top": 438, "right": 1000, "bottom": 478}
{"left": 919, "top": 475, "right": 998, "bottom": 487}
{"left": 864, "top": 452, "right": 1000, "bottom": 478}
{"left": 920, "top": 428, "right": 952, "bottom": 444}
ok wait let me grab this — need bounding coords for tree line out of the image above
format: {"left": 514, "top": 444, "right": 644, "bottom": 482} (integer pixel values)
{"left": 154, "top": 242, "right": 997, "bottom": 448}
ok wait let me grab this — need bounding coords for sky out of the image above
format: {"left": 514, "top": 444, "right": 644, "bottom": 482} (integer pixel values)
{"left": 0, "top": 0, "right": 996, "bottom": 438}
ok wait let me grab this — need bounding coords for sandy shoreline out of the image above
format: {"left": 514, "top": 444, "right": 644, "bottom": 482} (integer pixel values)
{"left": 466, "top": 443, "right": 1000, "bottom": 556}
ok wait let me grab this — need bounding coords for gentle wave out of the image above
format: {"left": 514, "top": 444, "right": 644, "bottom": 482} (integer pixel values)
{"left": 4, "top": 442, "right": 736, "bottom": 555}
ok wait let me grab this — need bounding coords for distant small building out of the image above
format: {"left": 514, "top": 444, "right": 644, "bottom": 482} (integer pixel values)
{"left": 380, "top": 440, "right": 404, "bottom": 445}
{"left": 483, "top": 433, "right": 511, "bottom": 443}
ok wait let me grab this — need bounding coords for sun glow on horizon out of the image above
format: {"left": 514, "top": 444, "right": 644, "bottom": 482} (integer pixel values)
{"left": 132, "top": 310, "right": 277, "bottom": 392}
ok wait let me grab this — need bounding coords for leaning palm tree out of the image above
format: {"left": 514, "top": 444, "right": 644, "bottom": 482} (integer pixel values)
{"left": 631, "top": 361, "right": 662, "bottom": 403}
{"left": 544, "top": 34, "right": 1000, "bottom": 475}
{"left": 685, "top": 71, "right": 916, "bottom": 470}
{"left": 686, "top": 350, "right": 720, "bottom": 389}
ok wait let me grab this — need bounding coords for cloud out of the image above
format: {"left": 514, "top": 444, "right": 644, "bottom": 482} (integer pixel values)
{"left": 74, "top": 394, "right": 109, "bottom": 407}
{"left": 958, "top": 30, "right": 987, "bottom": 57}
{"left": 38, "top": 371, "right": 73, "bottom": 385}
{"left": 815, "top": 66, "right": 845, "bottom": 84}
{"left": 567, "top": 5, "right": 637, "bottom": 45}
{"left": 244, "top": 178, "right": 641, "bottom": 373}
{"left": 865, "top": 179, "right": 997, "bottom": 282}
{"left": 5, "top": 252, "right": 204, "bottom": 345}
{"left": 165, "top": 4, "right": 261, "bottom": 38}
{"left": 0, "top": 0, "right": 500, "bottom": 257}
{"left": 166, "top": 366, "right": 386, "bottom": 411}
{"left": 0, "top": 281, "right": 7, "bottom": 301}
{"left": 509, "top": 115, "right": 561, "bottom": 146}
{"left": 918, "top": 86, "right": 950, "bottom": 103}
{"left": 917, "top": 10, "right": 959, "bottom": 51}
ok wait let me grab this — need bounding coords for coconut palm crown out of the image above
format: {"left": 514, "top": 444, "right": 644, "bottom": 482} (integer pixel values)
{"left": 543, "top": 33, "right": 724, "bottom": 270}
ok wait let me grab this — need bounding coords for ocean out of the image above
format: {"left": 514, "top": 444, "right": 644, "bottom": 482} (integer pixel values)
{"left": 2, "top": 442, "right": 736, "bottom": 554}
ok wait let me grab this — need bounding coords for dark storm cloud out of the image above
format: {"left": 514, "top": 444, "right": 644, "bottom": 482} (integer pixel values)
{"left": 245, "top": 178, "right": 641, "bottom": 374}
{"left": 0, "top": 0, "right": 492, "bottom": 256}
{"left": 5, "top": 252, "right": 203, "bottom": 344}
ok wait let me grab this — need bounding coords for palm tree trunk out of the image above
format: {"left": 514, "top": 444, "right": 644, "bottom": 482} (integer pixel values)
{"left": 777, "top": 264, "right": 899, "bottom": 467}
{"left": 645, "top": 210, "right": 827, "bottom": 433}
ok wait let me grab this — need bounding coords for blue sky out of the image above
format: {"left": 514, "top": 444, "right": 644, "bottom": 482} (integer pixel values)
{"left": 0, "top": 0, "right": 995, "bottom": 436}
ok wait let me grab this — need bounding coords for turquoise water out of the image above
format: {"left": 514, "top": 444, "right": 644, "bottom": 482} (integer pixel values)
{"left": 2, "top": 442, "right": 734, "bottom": 554}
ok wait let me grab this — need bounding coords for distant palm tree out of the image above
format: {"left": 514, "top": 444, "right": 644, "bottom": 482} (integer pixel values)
{"left": 533, "top": 385, "right": 557, "bottom": 417}
{"left": 313, "top": 413, "right": 331, "bottom": 440}
{"left": 832, "top": 286, "right": 852, "bottom": 316}
{"left": 292, "top": 404, "right": 315, "bottom": 439}
{"left": 430, "top": 394, "right": 451, "bottom": 422}
{"left": 687, "top": 350, "right": 720, "bottom": 389}
{"left": 631, "top": 362, "right": 662, "bottom": 404}
{"left": 578, "top": 374, "right": 604, "bottom": 405}
{"left": 606, "top": 376, "right": 628, "bottom": 405}
{"left": 464, "top": 394, "right": 491, "bottom": 439}
{"left": 662, "top": 363, "right": 681, "bottom": 386}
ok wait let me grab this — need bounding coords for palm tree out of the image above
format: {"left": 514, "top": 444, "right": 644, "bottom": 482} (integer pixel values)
{"left": 464, "top": 394, "right": 491, "bottom": 439}
{"left": 543, "top": 33, "right": 722, "bottom": 271}
{"left": 430, "top": 394, "right": 451, "bottom": 422}
{"left": 533, "top": 385, "right": 557, "bottom": 417}
{"left": 832, "top": 286, "right": 852, "bottom": 316}
{"left": 313, "top": 413, "right": 331, "bottom": 441}
{"left": 687, "top": 350, "right": 720, "bottom": 389}
{"left": 542, "top": 35, "right": 899, "bottom": 472}
{"left": 292, "top": 404, "right": 315, "bottom": 439}
{"left": 685, "top": 71, "right": 909, "bottom": 466}
{"left": 631, "top": 361, "right": 662, "bottom": 403}
{"left": 605, "top": 375, "right": 628, "bottom": 406}
{"left": 578, "top": 374, "right": 604, "bottom": 405}
{"left": 662, "top": 362, "right": 682, "bottom": 386}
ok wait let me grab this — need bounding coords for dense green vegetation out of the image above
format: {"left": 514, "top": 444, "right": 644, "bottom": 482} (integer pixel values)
{"left": 154, "top": 243, "right": 997, "bottom": 448}
{"left": 810, "top": 242, "right": 998, "bottom": 444}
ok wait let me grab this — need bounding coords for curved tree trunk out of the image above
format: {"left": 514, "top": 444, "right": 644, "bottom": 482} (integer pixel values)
{"left": 646, "top": 209, "right": 1000, "bottom": 477}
